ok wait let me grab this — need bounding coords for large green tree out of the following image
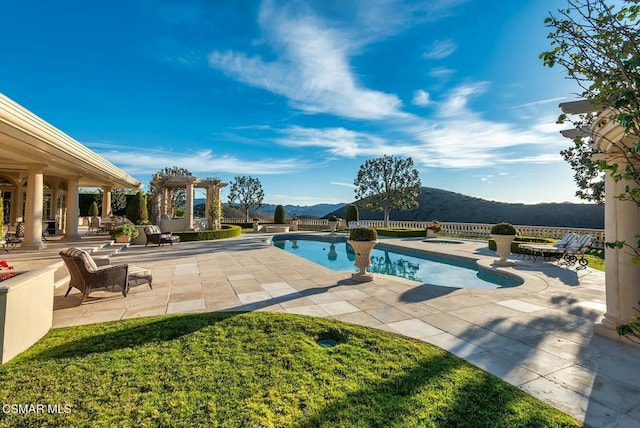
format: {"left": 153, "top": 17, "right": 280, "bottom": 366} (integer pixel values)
{"left": 540, "top": 0, "right": 640, "bottom": 262}
{"left": 228, "top": 176, "right": 265, "bottom": 222}
{"left": 353, "top": 155, "right": 421, "bottom": 227}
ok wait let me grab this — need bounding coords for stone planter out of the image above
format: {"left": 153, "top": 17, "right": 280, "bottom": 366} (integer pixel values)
{"left": 253, "top": 219, "right": 260, "bottom": 233}
{"left": 426, "top": 229, "right": 439, "bottom": 238}
{"left": 131, "top": 226, "right": 147, "bottom": 245}
{"left": 290, "top": 219, "right": 299, "bottom": 232}
{"left": 328, "top": 221, "right": 338, "bottom": 235}
{"left": 347, "top": 240, "right": 378, "bottom": 282}
{"left": 114, "top": 234, "right": 131, "bottom": 244}
{"left": 491, "top": 234, "right": 516, "bottom": 266}
{"left": 0, "top": 268, "right": 55, "bottom": 363}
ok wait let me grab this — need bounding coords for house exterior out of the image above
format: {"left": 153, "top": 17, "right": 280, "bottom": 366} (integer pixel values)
{"left": 0, "top": 92, "right": 141, "bottom": 249}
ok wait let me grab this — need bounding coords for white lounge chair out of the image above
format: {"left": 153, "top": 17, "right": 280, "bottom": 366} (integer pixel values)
{"left": 519, "top": 232, "right": 579, "bottom": 260}
{"left": 523, "top": 234, "right": 594, "bottom": 269}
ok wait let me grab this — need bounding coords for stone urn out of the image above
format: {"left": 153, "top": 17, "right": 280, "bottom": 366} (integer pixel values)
{"left": 328, "top": 216, "right": 339, "bottom": 235}
{"left": 347, "top": 226, "right": 378, "bottom": 282}
{"left": 490, "top": 222, "right": 517, "bottom": 266}
{"left": 290, "top": 218, "right": 299, "bottom": 232}
{"left": 252, "top": 218, "right": 260, "bottom": 233}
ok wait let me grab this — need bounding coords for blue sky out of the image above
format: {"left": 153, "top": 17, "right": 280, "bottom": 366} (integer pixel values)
{"left": 2, "top": 0, "right": 584, "bottom": 206}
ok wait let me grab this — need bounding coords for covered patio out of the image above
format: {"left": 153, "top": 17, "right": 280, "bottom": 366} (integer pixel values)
{"left": 0, "top": 92, "right": 141, "bottom": 249}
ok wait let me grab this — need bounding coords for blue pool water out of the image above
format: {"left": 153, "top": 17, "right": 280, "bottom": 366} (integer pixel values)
{"left": 271, "top": 236, "right": 522, "bottom": 289}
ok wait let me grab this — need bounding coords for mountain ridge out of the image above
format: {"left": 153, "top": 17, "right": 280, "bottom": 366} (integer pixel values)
{"left": 326, "top": 187, "right": 604, "bottom": 229}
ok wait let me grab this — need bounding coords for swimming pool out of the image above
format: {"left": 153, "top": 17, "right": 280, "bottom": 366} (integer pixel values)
{"left": 271, "top": 235, "right": 522, "bottom": 289}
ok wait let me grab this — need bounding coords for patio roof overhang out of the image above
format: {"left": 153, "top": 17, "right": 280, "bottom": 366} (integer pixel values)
{"left": 0, "top": 92, "right": 141, "bottom": 189}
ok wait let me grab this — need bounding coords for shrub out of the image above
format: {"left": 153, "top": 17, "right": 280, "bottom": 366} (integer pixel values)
{"left": 376, "top": 228, "right": 425, "bottom": 238}
{"left": 328, "top": 215, "right": 338, "bottom": 222}
{"left": 174, "top": 225, "right": 242, "bottom": 241}
{"left": 126, "top": 191, "right": 149, "bottom": 225}
{"left": 274, "top": 205, "right": 286, "bottom": 224}
{"left": 88, "top": 201, "right": 99, "bottom": 217}
{"left": 175, "top": 207, "right": 186, "bottom": 217}
{"left": 490, "top": 222, "right": 517, "bottom": 235}
{"left": 349, "top": 227, "right": 378, "bottom": 241}
{"left": 346, "top": 205, "right": 359, "bottom": 223}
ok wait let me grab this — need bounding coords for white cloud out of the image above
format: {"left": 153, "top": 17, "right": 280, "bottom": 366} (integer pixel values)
{"left": 330, "top": 181, "right": 356, "bottom": 188}
{"left": 208, "top": 4, "right": 405, "bottom": 120}
{"left": 95, "top": 147, "right": 315, "bottom": 176}
{"left": 423, "top": 39, "right": 457, "bottom": 59}
{"left": 412, "top": 89, "right": 431, "bottom": 106}
{"left": 275, "top": 126, "right": 385, "bottom": 158}
{"left": 510, "top": 97, "right": 566, "bottom": 109}
{"left": 429, "top": 67, "right": 455, "bottom": 79}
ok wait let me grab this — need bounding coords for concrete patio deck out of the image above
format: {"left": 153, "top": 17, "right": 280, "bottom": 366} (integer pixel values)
{"left": 5, "top": 232, "right": 640, "bottom": 427}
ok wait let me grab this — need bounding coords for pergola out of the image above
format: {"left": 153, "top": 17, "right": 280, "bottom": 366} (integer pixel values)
{"left": 150, "top": 175, "right": 227, "bottom": 232}
{"left": 0, "top": 92, "right": 141, "bottom": 249}
{"left": 559, "top": 100, "right": 640, "bottom": 341}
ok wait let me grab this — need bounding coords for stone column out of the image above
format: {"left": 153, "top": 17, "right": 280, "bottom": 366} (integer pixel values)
{"left": 102, "top": 186, "right": 112, "bottom": 218}
{"left": 185, "top": 181, "right": 194, "bottom": 230}
{"left": 594, "top": 168, "right": 640, "bottom": 340}
{"left": 63, "top": 177, "right": 81, "bottom": 240}
{"left": 22, "top": 164, "right": 46, "bottom": 250}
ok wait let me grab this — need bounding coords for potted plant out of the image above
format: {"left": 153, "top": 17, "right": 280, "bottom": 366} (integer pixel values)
{"left": 490, "top": 222, "right": 517, "bottom": 265}
{"left": 426, "top": 220, "right": 441, "bottom": 238}
{"left": 347, "top": 227, "right": 378, "bottom": 282}
{"left": 111, "top": 224, "right": 139, "bottom": 243}
{"left": 328, "top": 215, "right": 339, "bottom": 235}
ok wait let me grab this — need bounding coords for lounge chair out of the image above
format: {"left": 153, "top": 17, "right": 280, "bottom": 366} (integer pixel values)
{"left": 144, "top": 225, "right": 180, "bottom": 246}
{"left": 59, "top": 248, "right": 129, "bottom": 302}
{"left": 519, "top": 232, "right": 579, "bottom": 260}
{"left": 524, "top": 234, "right": 594, "bottom": 269}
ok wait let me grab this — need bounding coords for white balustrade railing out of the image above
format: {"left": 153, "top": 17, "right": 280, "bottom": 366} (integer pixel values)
{"left": 220, "top": 218, "right": 605, "bottom": 247}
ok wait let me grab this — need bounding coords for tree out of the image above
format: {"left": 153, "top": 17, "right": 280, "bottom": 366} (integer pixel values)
{"left": 274, "top": 205, "right": 286, "bottom": 224}
{"left": 540, "top": 0, "right": 640, "bottom": 261}
{"left": 88, "top": 201, "right": 99, "bottom": 217}
{"left": 541, "top": 0, "right": 640, "bottom": 208}
{"left": 149, "top": 166, "right": 193, "bottom": 219}
{"left": 227, "top": 176, "right": 265, "bottom": 222}
{"left": 110, "top": 188, "right": 129, "bottom": 214}
{"left": 346, "top": 204, "right": 360, "bottom": 223}
{"left": 354, "top": 155, "right": 421, "bottom": 226}
{"left": 126, "top": 191, "right": 149, "bottom": 225}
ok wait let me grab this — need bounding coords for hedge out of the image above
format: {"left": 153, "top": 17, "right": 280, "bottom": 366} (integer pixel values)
{"left": 375, "top": 228, "right": 426, "bottom": 238}
{"left": 488, "top": 236, "right": 555, "bottom": 254}
{"left": 174, "top": 225, "right": 242, "bottom": 242}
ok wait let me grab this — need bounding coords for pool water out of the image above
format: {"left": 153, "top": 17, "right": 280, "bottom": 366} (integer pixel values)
{"left": 271, "top": 236, "right": 522, "bottom": 289}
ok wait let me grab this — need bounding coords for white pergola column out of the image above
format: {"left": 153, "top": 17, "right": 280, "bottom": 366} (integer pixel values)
{"left": 21, "top": 164, "right": 46, "bottom": 250}
{"left": 594, "top": 168, "right": 640, "bottom": 339}
{"left": 185, "top": 181, "right": 194, "bottom": 230}
{"left": 102, "top": 186, "right": 112, "bottom": 218}
{"left": 63, "top": 177, "right": 81, "bottom": 240}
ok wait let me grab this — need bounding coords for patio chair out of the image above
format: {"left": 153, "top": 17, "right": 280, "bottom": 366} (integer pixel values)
{"left": 5, "top": 222, "right": 24, "bottom": 249}
{"left": 519, "top": 232, "right": 579, "bottom": 261}
{"left": 59, "top": 247, "right": 129, "bottom": 302}
{"left": 144, "top": 224, "right": 180, "bottom": 246}
{"left": 528, "top": 234, "right": 594, "bottom": 269}
{"left": 87, "top": 216, "right": 101, "bottom": 235}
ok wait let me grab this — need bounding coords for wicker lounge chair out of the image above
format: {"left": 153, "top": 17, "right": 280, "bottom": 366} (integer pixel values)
{"left": 59, "top": 248, "right": 129, "bottom": 302}
{"left": 144, "top": 225, "right": 180, "bottom": 246}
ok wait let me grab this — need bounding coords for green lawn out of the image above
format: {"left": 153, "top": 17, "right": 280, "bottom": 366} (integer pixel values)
{"left": 0, "top": 312, "right": 582, "bottom": 427}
